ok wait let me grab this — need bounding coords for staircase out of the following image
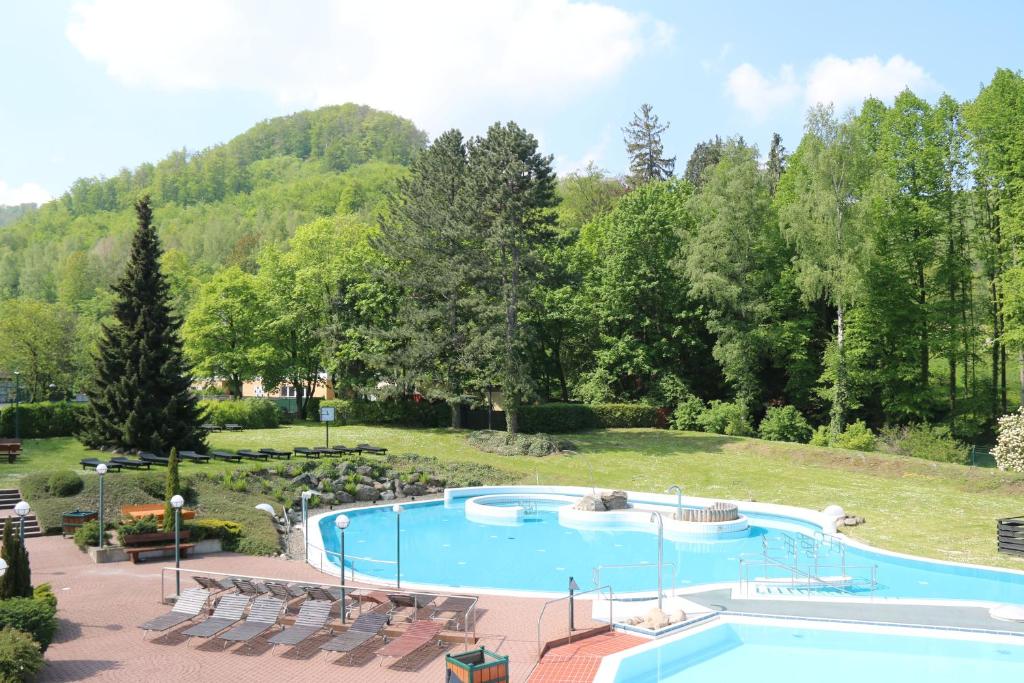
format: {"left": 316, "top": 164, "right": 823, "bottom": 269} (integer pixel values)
{"left": 0, "top": 489, "right": 41, "bottom": 538}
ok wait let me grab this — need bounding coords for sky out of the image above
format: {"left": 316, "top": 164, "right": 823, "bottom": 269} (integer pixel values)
{"left": 1, "top": 0, "right": 1022, "bottom": 206}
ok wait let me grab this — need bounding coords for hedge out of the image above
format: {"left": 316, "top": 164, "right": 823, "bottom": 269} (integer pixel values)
{"left": 517, "top": 403, "right": 661, "bottom": 433}
{"left": 198, "top": 398, "right": 281, "bottom": 429}
{"left": 0, "top": 596, "right": 57, "bottom": 652}
{"left": 0, "top": 402, "right": 88, "bottom": 438}
{"left": 320, "top": 398, "right": 448, "bottom": 428}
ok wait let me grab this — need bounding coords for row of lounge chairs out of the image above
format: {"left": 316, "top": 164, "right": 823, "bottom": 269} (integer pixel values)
{"left": 294, "top": 443, "right": 388, "bottom": 459}
{"left": 201, "top": 423, "right": 244, "bottom": 433}
{"left": 80, "top": 443, "right": 389, "bottom": 471}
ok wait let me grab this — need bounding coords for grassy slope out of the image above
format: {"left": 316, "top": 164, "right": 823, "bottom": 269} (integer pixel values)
{"left": 7, "top": 425, "right": 1024, "bottom": 569}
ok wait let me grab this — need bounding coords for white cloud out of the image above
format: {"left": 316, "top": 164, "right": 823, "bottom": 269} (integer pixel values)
{"left": 725, "top": 63, "right": 800, "bottom": 119}
{"left": 805, "top": 55, "right": 939, "bottom": 111}
{"left": 66, "top": 0, "right": 672, "bottom": 133}
{"left": 553, "top": 125, "right": 614, "bottom": 175}
{"left": 0, "top": 180, "right": 51, "bottom": 206}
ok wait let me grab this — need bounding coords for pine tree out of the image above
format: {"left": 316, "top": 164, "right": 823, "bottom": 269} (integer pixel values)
{"left": 623, "top": 104, "right": 676, "bottom": 187}
{"left": 684, "top": 135, "right": 724, "bottom": 189}
{"left": 766, "top": 132, "right": 787, "bottom": 195}
{"left": 0, "top": 518, "right": 31, "bottom": 599}
{"left": 79, "top": 197, "right": 205, "bottom": 453}
{"left": 163, "top": 447, "right": 181, "bottom": 532}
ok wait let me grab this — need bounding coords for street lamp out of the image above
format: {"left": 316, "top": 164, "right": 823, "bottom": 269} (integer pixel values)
{"left": 650, "top": 512, "right": 664, "bottom": 612}
{"left": 666, "top": 485, "right": 683, "bottom": 521}
{"left": 393, "top": 504, "right": 402, "bottom": 589}
{"left": 96, "top": 464, "right": 108, "bottom": 549}
{"left": 14, "top": 501, "right": 29, "bottom": 543}
{"left": 335, "top": 514, "right": 350, "bottom": 624}
{"left": 170, "top": 495, "right": 184, "bottom": 596}
{"left": 568, "top": 576, "right": 580, "bottom": 631}
{"left": 12, "top": 372, "right": 19, "bottom": 441}
{"left": 47, "top": 383, "right": 56, "bottom": 402}
{"left": 301, "top": 490, "right": 314, "bottom": 561}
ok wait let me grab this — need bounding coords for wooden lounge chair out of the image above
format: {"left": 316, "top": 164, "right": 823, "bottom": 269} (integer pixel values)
{"left": 320, "top": 612, "right": 389, "bottom": 654}
{"left": 217, "top": 596, "right": 284, "bottom": 645}
{"left": 210, "top": 450, "right": 244, "bottom": 463}
{"left": 80, "top": 458, "right": 121, "bottom": 472}
{"left": 110, "top": 456, "right": 151, "bottom": 470}
{"left": 294, "top": 447, "right": 321, "bottom": 459}
{"left": 429, "top": 596, "right": 476, "bottom": 631}
{"left": 264, "top": 581, "right": 308, "bottom": 601}
{"left": 231, "top": 578, "right": 267, "bottom": 596}
{"left": 377, "top": 620, "right": 444, "bottom": 666}
{"left": 193, "top": 575, "right": 235, "bottom": 593}
{"left": 386, "top": 593, "right": 436, "bottom": 623}
{"left": 259, "top": 448, "right": 292, "bottom": 459}
{"left": 182, "top": 594, "right": 251, "bottom": 641}
{"left": 267, "top": 599, "right": 332, "bottom": 649}
{"left": 237, "top": 449, "right": 270, "bottom": 461}
{"left": 330, "top": 444, "right": 362, "bottom": 455}
{"left": 139, "top": 588, "right": 209, "bottom": 635}
{"left": 356, "top": 443, "right": 388, "bottom": 455}
{"left": 139, "top": 452, "right": 169, "bottom": 466}
{"left": 223, "top": 423, "right": 244, "bottom": 431}
{"left": 178, "top": 451, "right": 211, "bottom": 463}
{"left": 304, "top": 586, "right": 342, "bottom": 602}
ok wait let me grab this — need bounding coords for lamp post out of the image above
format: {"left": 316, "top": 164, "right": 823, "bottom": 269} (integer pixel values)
{"left": 650, "top": 512, "right": 664, "bottom": 612}
{"left": 568, "top": 576, "right": 580, "bottom": 631}
{"left": 12, "top": 371, "right": 20, "bottom": 441}
{"left": 14, "top": 501, "right": 29, "bottom": 543}
{"left": 301, "top": 490, "right": 314, "bottom": 561}
{"left": 170, "top": 495, "right": 184, "bottom": 596}
{"left": 336, "top": 514, "right": 350, "bottom": 624}
{"left": 48, "top": 383, "right": 56, "bottom": 402}
{"left": 393, "top": 504, "right": 402, "bottom": 589}
{"left": 666, "top": 485, "right": 683, "bottom": 521}
{"left": 96, "top": 464, "right": 108, "bottom": 549}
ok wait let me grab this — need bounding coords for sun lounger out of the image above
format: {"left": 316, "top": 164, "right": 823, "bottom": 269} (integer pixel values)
{"left": 210, "top": 450, "right": 244, "bottom": 463}
{"left": 193, "top": 575, "right": 235, "bottom": 592}
{"left": 259, "top": 448, "right": 292, "bottom": 459}
{"left": 139, "top": 452, "right": 169, "bottom": 466}
{"left": 237, "top": 449, "right": 270, "bottom": 461}
{"left": 356, "top": 443, "right": 388, "bottom": 455}
{"left": 320, "top": 612, "right": 389, "bottom": 654}
{"left": 139, "top": 588, "right": 210, "bottom": 634}
{"left": 330, "top": 444, "right": 362, "bottom": 455}
{"left": 109, "top": 456, "right": 151, "bottom": 470}
{"left": 267, "top": 599, "right": 333, "bottom": 648}
{"left": 80, "top": 458, "right": 121, "bottom": 472}
{"left": 264, "top": 581, "right": 308, "bottom": 601}
{"left": 387, "top": 593, "right": 436, "bottom": 623}
{"left": 182, "top": 594, "right": 251, "bottom": 640}
{"left": 178, "top": 450, "right": 211, "bottom": 463}
{"left": 429, "top": 596, "right": 476, "bottom": 630}
{"left": 294, "top": 447, "right": 321, "bottom": 459}
{"left": 224, "top": 423, "right": 244, "bottom": 431}
{"left": 377, "top": 620, "right": 443, "bottom": 664}
{"left": 201, "top": 423, "right": 222, "bottom": 432}
{"left": 217, "top": 596, "right": 284, "bottom": 644}
{"left": 231, "top": 578, "right": 267, "bottom": 596}
{"left": 304, "top": 585, "right": 342, "bottom": 602}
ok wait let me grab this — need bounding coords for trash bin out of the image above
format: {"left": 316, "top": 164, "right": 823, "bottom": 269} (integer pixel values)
{"left": 445, "top": 647, "right": 509, "bottom": 683}
{"left": 62, "top": 510, "right": 97, "bottom": 537}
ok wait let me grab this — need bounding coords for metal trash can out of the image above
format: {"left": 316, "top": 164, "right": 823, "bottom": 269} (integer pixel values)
{"left": 445, "top": 647, "right": 509, "bottom": 683}
{"left": 62, "top": 510, "right": 98, "bottom": 537}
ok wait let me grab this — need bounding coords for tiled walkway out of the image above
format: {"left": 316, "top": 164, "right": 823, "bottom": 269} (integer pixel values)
{"left": 528, "top": 632, "right": 645, "bottom": 683}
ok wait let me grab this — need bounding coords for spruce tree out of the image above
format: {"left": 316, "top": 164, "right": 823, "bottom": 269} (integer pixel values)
{"left": 684, "top": 135, "right": 725, "bottom": 189}
{"left": 766, "top": 132, "right": 787, "bottom": 195}
{"left": 80, "top": 197, "right": 205, "bottom": 453}
{"left": 0, "top": 518, "right": 31, "bottom": 599}
{"left": 163, "top": 447, "right": 181, "bottom": 532}
{"left": 623, "top": 103, "right": 676, "bottom": 187}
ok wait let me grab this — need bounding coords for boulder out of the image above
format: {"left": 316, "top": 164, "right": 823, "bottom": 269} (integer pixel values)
{"left": 319, "top": 492, "right": 336, "bottom": 505}
{"left": 380, "top": 491, "right": 396, "bottom": 501}
{"left": 354, "top": 484, "right": 379, "bottom": 502}
{"left": 373, "top": 482, "right": 387, "bottom": 491}
{"left": 574, "top": 495, "right": 606, "bottom": 512}
{"left": 392, "top": 478, "right": 403, "bottom": 493}
{"left": 402, "top": 484, "right": 426, "bottom": 497}
{"left": 427, "top": 477, "right": 446, "bottom": 488}
{"left": 289, "top": 472, "right": 316, "bottom": 488}
{"left": 600, "top": 490, "right": 628, "bottom": 510}
{"left": 355, "top": 465, "right": 373, "bottom": 476}
{"left": 337, "top": 462, "right": 352, "bottom": 476}
{"left": 360, "top": 475, "right": 375, "bottom": 486}
{"left": 335, "top": 491, "right": 355, "bottom": 504}
{"left": 286, "top": 508, "right": 302, "bottom": 523}
{"left": 643, "top": 608, "right": 669, "bottom": 630}
{"left": 669, "top": 609, "right": 686, "bottom": 623}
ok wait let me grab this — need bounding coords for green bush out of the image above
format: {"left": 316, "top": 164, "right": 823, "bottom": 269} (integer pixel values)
{"left": 758, "top": 406, "right": 813, "bottom": 443}
{"left": 45, "top": 470, "right": 83, "bottom": 497}
{"left": 587, "top": 404, "right": 660, "bottom": 428}
{"left": 878, "top": 424, "right": 969, "bottom": 464}
{"left": 0, "top": 597, "right": 57, "bottom": 652}
{"left": 832, "top": 420, "right": 877, "bottom": 451}
{"left": 31, "top": 585, "right": 56, "bottom": 613}
{"left": 670, "top": 395, "right": 706, "bottom": 431}
{"left": 0, "top": 402, "right": 89, "bottom": 438}
{"left": 810, "top": 425, "right": 830, "bottom": 446}
{"left": 0, "top": 627, "right": 42, "bottom": 681}
{"left": 187, "top": 519, "right": 243, "bottom": 551}
{"left": 73, "top": 520, "right": 108, "bottom": 550}
{"left": 466, "top": 430, "right": 574, "bottom": 456}
{"left": 198, "top": 398, "right": 282, "bottom": 429}
{"left": 517, "top": 403, "right": 661, "bottom": 433}
{"left": 320, "top": 398, "right": 448, "bottom": 428}
{"left": 697, "top": 401, "right": 754, "bottom": 436}
{"left": 235, "top": 537, "right": 279, "bottom": 556}
{"left": 117, "top": 515, "right": 160, "bottom": 542}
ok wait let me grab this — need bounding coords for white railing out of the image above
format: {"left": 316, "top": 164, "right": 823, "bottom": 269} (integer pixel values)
{"left": 534, "top": 584, "right": 614, "bottom": 661}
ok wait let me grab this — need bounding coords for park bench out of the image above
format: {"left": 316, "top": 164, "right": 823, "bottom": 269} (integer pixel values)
{"left": 200, "top": 423, "right": 222, "bottom": 433}
{"left": 0, "top": 441, "right": 21, "bottom": 464}
{"left": 224, "top": 423, "right": 244, "bottom": 431}
{"left": 122, "top": 530, "right": 195, "bottom": 564}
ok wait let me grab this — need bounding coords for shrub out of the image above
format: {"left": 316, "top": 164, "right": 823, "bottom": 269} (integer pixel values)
{"left": 0, "top": 597, "right": 57, "bottom": 651}
{"left": 319, "top": 398, "right": 448, "bottom": 428}
{"left": 0, "top": 401, "right": 89, "bottom": 439}
{"left": 671, "top": 395, "right": 706, "bottom": 431}
{"left": 235, "top": 537, "right": 279, "bottom": 556}
{"left": 832, "top": 420, "right": 876, "bottom": 451}
{"left": 517, "top": 403, "right": 661, "bottom": 433}
{"left": 587, "top": 404, "right": 660, "bottom": 428}
{"left": 31, "top": 585, "right": 56, "bottom": 612}
{"left": 73, "top": 520, "right": 109, "bottom": 550}
{"left": 117, "top": 515, "right": 160, "bottom": 542}
{"left": 198, "top": 398, "right": 281, "bottom": 429}
{"left": 45, "top": 470, "right": 83, "bottom": 497}
{"left": 697, "top": 401, "right": 754, "bottom": 436}
{"left": 992, "top": 407, "right": 1024, "bottom": 472}
{"left": 758, "top": 406, "right": 813, "bottom": 443}
{"left": 466, "top": 430, "right": 573, "bottom": 456}
{"left": 810, "top": 425, "right": 830, "bottom": 446}
{"left": 187, "top": 519, "right": 243, "bottom": 551}
{"left": 0, "top": 627, "right": 42, "bottom": 681}
{"left": 878, "top": 424, "right": 970, "bottom": 465}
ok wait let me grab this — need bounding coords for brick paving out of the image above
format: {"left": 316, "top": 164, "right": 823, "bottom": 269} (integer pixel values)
{"left": 27, "top": 535, "right": 635, "bottom": 682}
{"left": 527, "top": 632, "right": 646, "bottom": 683}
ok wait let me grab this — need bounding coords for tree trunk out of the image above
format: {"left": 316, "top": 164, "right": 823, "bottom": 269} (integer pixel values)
{"left": 918, "top": 264, "right": 928, "bottom": 389}
{"left": 829, "top": 305, "right": 848, "bottom": 437}
{"left": 449, "top": 401, "right": 463, "bottom": 430}
{"left": 506, "top": 407, "right": 519, "bottom": 436}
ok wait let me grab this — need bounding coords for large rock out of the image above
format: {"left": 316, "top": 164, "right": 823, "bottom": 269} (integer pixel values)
{"left": 337, "top": 462, "right": 352, "bottom": 476}
{"left": 600, "top": 490, "right": 628, "bottom": 510}
{"left": 402, "top": 484, "right": 426, "bottom": 497}
{"left": 643, "top": 608, "right": 669, "bottom": 630}
{"left": 319, "top": 492, "right": 336, "bottom": 505}
{"left": 380, "top": 491, "right": 396, "bottom": 501}
{"left": 354, "top": 484, "right": 379, "bottom": 502}
{"left": 335, "top": 491, "right": 355, "bottom": 504}
{"left": 355, "top": 465, "right": 373, "bottom": 476}
{"left": 359, "top": 475, "right": 375, "bottom": 486}
{"left": 574, "top": 495, "right": 606, "bottom": 512}
{"left": 289, "top": 472, "right": 316, "bottom": 488}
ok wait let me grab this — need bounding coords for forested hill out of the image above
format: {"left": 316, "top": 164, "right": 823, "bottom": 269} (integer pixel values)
{"left": 0, "top": 103, "right": 426, "bottom": 302}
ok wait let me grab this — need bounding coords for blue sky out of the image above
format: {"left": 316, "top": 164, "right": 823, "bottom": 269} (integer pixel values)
{"left": 1, "top": 0, "right": 1022, "bottom": 205}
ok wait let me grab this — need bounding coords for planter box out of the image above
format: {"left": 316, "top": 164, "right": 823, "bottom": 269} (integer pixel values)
{"left": 87, "top": 538, "right": 220, "bottom": 564}
{"left": 445, "top": 648, "right": 509, "bottom": 683}
{"left": 122, "top": 531, "right": 191, "bottom": 546}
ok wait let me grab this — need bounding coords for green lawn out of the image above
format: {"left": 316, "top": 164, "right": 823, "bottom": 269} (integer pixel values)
{"left": 7, "top": 424, "right": 1024, "bottom": 570}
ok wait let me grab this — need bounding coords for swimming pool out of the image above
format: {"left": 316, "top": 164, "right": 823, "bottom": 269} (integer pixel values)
{"left": 595, "top": 617, "right": 1024, "bottom": 682}
{"left": 309, "top": 485, "right": 1024, "bottom": 603}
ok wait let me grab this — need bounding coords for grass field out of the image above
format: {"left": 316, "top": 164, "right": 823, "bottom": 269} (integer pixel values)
{"left": 7, "top": 424, "right": 1024, "bottom": 570}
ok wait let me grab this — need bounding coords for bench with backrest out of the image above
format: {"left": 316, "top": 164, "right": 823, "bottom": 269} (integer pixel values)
{"left": 0, "top": 441, "right": 21, "bottom": 464}
{"left": 223, "top": 423, "right": 244, "bottom": 431}
{"left": 122, "top": 530, "right": 195, "bottom": 563}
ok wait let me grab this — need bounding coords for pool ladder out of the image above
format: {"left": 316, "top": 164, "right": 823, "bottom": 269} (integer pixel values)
{"left": 739, "top": 532, "right": 878, "bottom": 596}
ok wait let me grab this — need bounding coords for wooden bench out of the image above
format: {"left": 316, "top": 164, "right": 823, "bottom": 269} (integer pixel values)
{"left": 122, "top": 530, "right": 195, "bottom": 564}
{"left": 0, "top": 441, "right": 21, "bottom": 464}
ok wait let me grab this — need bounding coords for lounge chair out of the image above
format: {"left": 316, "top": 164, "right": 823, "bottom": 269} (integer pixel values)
{"left": 429, "top": 596, "right": 476, "bottom": 631}
{"left": 237, "top": 449, "right": 270, "bottom": 461}
{"left": 320, "top": 612, "right": 389, "bottom": 654}
{"left": 264, "top": 581, "right": 308, "bottom": 601}
{"left": 294, "top": 447, "right": 321, "bottom": 459}
{"left": 216, "top": 596, "right": 284, "bottom": 645}
{"left": 304, "top": 585, "right": 342, "bottom": 602}
{"left": 139, "top": 452, "right": 169, "bottom": 466}
{"left": 109, "top": 456, "right": 151, "bottom": 470}
{"left": 330, "top": 444, "right": 362, "bottom": 455}
{"left": 377, "top": 620, "right": 444, "bottom": 665}
{"left": 356, "top": 443, "right": 388, "bottom": 455}
{"left": 210, "top": 450, "right": 244, "bottom": 463}
{"left": 267, "top": 599, "right": 333, "bottom": 649}
{"left": 193, "top": 575, "right": 235, "bottom": 593}
{"left": 80, "top": 458, "right": 121, "bottom": 472}
{"left": 139, "top": 588, "right": 210, "bottom": 635}
{"left": 224, "top": 423, "right": 244, "bottom": 431}
{"left": 386, "top": 593, "right": 436, "bottom": 623}
{"left": 201, "top": 423, "right": 222, "bottom": 433}
{"left": 182, "top": 594, "right": 251, "bottom": 641}
{"left": 259, "top": 448, "right": 292, "bottom": 459}
{"left": 178, "top": 451, "right": 211, "bottom": 463}
{"left": 231, "top": 578, "right": 267, "bottom": 596}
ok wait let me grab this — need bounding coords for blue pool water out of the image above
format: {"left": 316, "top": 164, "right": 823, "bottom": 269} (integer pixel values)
{"left": 608, "top": 622, "right": 1024, "bottom": 682}
{"left": 318, "top": 497, "right": 1024, "bottom": 601}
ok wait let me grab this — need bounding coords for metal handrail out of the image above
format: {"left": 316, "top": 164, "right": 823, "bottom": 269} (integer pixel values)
{"left": 535, "top": 584, "right": 614, "bottom": 661}
{"left": 592, "top": 562, "right": 678, "bottom": 597}
{"left": 738, "top": 554, "right": 877, "bottom": 596}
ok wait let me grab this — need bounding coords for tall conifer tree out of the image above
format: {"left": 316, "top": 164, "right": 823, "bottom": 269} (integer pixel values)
{"left": 80, "top": 197, "right": 204, "bottom": 452}
{"left": 623, "top": 104, "right": 676, "bottom": 187}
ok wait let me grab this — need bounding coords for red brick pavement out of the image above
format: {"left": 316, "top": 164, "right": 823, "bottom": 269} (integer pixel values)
{"left": 527, "top": 632, "right": 646, "bottom": 683}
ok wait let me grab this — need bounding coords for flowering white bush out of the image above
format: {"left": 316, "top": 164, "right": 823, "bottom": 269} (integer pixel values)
{"left": 992, "top": 407, "right": 1024, "bottom": 472}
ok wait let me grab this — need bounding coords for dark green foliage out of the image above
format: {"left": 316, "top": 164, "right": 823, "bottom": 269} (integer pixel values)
{"left": 516, "top": 403, "right": 660, "bottom": 433}
{"left": 0, "top": 597, "right": 58, "bottom": 652}
{"left": 320, "top": 398, "right": 448, "bottom": 427}
{"left": 198, "top": 399, "right": 281, "bottom": 428}
{"left": 623, "top": 103, "right": 676, "bottom": 186}
{"left": 117, "top": 515, "right": 160, "bottom": 542}
{"left": 684, "top": 135, "right": 725, "bottom": 189}
{"left": 45, "top": 470, "right": 83, "bottom": 497}
{"left": 73, "top": 520, "right": 108, "bottom": 550}
{"left": 758, "top": 405, "right": 813, "bottom": 443}
{"left": 235, "top": 537, "right": 280, "bottom": 556}
{"left": 0, "top": 521, "right": 30, "bottom": 600}
{"left": 697, "top": 400, "right": 754, "bottom": 437}
{"left": 163, "top": 448, "right": 181, "bottom": 532}
{"left": 0, "top": 402, "right": 88, "bottom": 439}
{"left": 467, "top": 430, "right": 573, "bottom": 456}
{"left": 0, "top": 626, "right": 43, "bottom": 680}
{"left": 186, "top": 519, "right": 243, "bottom": 551}
{"left": 878, "top": 424, "right": 970, "bottom": 464}
{"left": 587, "top": 404, "right": 661, "bottom": 428}
{"left": 671, "top": 395, "right": 706, "bottom": 431}
{"left": 79, "top": 198, "right": 205, "bottom": 453}
{"left": 814, "top": 420, "right": 878, "bottom": 451}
